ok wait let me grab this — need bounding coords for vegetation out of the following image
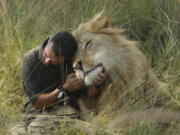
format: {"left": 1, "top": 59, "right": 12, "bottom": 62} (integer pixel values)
{"left": 0, "top": 0, "right": 179, "bottom": 134}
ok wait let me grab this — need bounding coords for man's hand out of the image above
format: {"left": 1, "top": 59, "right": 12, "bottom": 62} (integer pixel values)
{"left": 93, "top": 68, "right": 107, "bottom": 86}
{"left": 63, "top": 73, "right": 84, "bottom": 92}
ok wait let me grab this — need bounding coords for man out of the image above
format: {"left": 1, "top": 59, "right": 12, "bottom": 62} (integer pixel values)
{"left": 15, "top": 31, "right": 106, "bottom": 134}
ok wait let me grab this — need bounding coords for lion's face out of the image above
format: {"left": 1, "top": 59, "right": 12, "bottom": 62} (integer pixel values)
{"left": 73, "top": 32, "right": 107, "bottom": 86}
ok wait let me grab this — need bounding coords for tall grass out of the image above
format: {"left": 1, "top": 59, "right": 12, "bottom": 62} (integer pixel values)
{"left": 0, "top": 0, "right": 179, "bottom": 134}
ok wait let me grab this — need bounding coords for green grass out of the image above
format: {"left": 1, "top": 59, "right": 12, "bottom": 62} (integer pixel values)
{"left": 0, "top": 0, "right": 179, "bottom": 134}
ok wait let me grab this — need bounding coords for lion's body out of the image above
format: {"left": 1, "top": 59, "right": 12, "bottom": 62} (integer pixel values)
{"left": 73, "top": 13, "right": 162, "bottom": 114}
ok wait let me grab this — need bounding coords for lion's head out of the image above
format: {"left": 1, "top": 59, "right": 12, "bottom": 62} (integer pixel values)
{"left": 73, "top": 12, "right": 161, "bottom": 112}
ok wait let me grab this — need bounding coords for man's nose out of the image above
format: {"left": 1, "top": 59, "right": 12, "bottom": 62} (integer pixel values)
{"left": 44, "top": 57, "right": 51, "bottom": 64}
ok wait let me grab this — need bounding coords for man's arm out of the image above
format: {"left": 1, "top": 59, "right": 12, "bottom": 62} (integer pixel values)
{"left": 86, "top": 68, "right": 107, "bottom": 97}
{"left": 33, "top": 69, "right": 106, "bottom": 109}
{"left": 86, "top": 86, "right": 102, "bottom": 97}
{"left": 33, "top": 73, "right": 84, "bottom": 110}
{"left": 33, "top": 89, "right": 59, "bottom": 109}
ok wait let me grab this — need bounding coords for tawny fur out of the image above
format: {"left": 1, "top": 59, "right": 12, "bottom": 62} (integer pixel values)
{"left": 73, "top": 12, "right": 165, "bottom": 114}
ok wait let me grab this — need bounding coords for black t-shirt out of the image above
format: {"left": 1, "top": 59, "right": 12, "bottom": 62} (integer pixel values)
{"left": 22, "top": 38, "right": 81, "bottom": 113}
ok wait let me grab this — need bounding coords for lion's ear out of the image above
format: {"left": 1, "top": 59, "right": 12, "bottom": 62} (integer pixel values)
{"left": 89, "top": 12, "right": 112, "bottom": 31}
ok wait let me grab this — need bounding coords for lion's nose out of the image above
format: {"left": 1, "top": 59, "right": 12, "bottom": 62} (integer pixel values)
{"left": 74, "top": 60, "right": 83, "bottom": 70}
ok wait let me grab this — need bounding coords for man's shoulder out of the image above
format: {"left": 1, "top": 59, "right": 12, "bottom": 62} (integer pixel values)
{"left": 24, "top": 46, "right": 40, "bottom": 58}
{"left": 23, "top": 46, "right": 40, "bottom": 66}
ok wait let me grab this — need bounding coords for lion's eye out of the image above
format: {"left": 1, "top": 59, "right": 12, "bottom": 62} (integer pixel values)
{"left": 84, "top": 40, "right": 92, "bottom": 50}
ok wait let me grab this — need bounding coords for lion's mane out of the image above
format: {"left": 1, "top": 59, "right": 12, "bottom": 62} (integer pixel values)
{"left": 73, "top": 12, "right": 162, "bottom": 114}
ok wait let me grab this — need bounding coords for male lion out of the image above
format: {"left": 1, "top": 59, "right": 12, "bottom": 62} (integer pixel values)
{"left": 72, "top": 12, "right": 164, "bottom": 115}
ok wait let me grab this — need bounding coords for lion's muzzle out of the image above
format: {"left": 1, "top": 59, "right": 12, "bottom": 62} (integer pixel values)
{"left": 74, "top": 62, "right": 103, "bottom": 86}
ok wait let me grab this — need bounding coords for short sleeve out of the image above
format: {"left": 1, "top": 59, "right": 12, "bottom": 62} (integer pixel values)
{"left": 22, "top": 50, "right": 43, "bottom": 101}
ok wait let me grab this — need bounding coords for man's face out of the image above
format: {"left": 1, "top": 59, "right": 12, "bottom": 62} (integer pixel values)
{"left": 42, "top": 44, "right": 64, "bottom": 66}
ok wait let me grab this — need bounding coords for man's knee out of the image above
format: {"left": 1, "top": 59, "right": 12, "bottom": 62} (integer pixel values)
{"left": 27, "top": 116, "right": 57, "bottom": 134}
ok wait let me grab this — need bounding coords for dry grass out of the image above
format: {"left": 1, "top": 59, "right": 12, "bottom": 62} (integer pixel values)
{"left": 0, "top": 0, "right": 179, "bottom": 134}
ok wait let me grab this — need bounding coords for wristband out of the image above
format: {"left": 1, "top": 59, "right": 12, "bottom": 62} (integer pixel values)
{"left": 57, "top": 87, "right": 68, "bottom": 99}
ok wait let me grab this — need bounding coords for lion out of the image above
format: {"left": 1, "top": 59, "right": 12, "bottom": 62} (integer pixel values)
{"left": 72, "top": 12, "right": 165, "bottom": 115}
